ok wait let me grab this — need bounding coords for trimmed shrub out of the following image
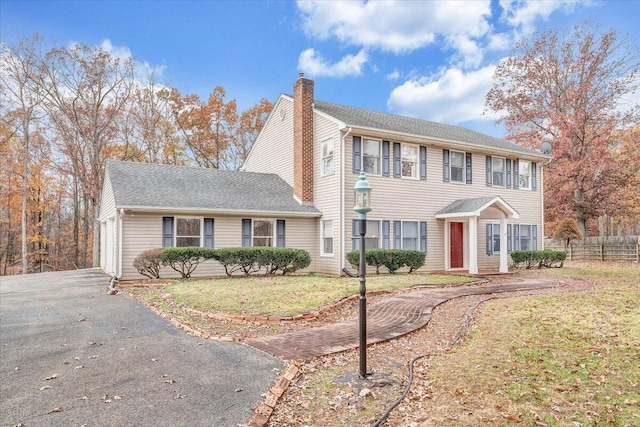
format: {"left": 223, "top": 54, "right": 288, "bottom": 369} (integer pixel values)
{"left": 133, "top": 248, "right": 164, "bottom": 279}
{"left": 346, "top": 249, "right": 426, "bottom": 274}
{"left": 511, "top": 250, "right": 566, "bottom": 269}
{"left": 161, "top": 247, "right": 216, "bottom": 279}
{"left": 212, "top": 247, "right": 311, "bottom": 276}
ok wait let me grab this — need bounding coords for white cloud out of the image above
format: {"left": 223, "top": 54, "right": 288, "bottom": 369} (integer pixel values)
{"left": 98, "top": 39, "right": 167, "bottom": 83}
{"left": 297, "top": 0, "right": 492, "bottom": 57}
{"left": 387, "top": 65, "right": 499, "bottom": 124}
{"left": 298, "top": 48, "right": 368, "bottom": 78}
{"left": 386, "top": 69, "right": 401, "bottom": 81}
{"left": 499, "top": 0, "right": 582, "bottom": 33}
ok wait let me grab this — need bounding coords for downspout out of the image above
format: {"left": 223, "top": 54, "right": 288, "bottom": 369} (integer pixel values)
{"left": 540, "top": 159, "right": 551, "bottom": 250}
{"left": 117, "top": 208, "right": 124, "bottom": 278}
{"left": 340, "top": 127, "right": 352, "bottom": 273}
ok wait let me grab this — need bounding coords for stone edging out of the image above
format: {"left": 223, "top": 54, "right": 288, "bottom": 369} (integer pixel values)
{"left": 247, "top": 361, "right": 301, "bottom": 427}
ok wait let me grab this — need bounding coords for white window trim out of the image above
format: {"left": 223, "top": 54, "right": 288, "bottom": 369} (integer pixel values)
{"left": 361, "top": 138, "right": 382, "bottom": 176}
{"left": 252, "top": 219, "right": 276, "bottom": 247}
{"left": 492, "top": 156, "right": 506, "bottom": 188}
{"left": 449, "top": 149, "right": 466, "bottom": 184}
{"left": 519, "top": 160, "right": 532, "bottom": 190}
{"left": 321, "top": 138, "right": 334, "bottom": 177}
{"left": 320, "top": 219, "right": 334, "bottom": 256}
{"left": 175, "top": 216, "right": 203, "bottom": 247}
{"left": 401, "top": 143, "right": 420, "bottom": 180}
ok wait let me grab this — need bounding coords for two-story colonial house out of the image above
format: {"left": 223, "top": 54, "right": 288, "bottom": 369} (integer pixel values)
{"left": 99, "top": 74, "right": 549, "bottom": 279}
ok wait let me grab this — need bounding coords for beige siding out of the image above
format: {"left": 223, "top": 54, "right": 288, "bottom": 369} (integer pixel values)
{"left": 243, "top": 96, "right": 295, "bottom": 187}
{"left": 311, "top": 114, "right": 342, "bottom": 275}
{"left": 98, "top": 172, "right": 116, "bottom": 220}
{"left": 342, "top": 135, "right": 544, "bottom": 273}
{"left": 120, "top": 213, "right": 318, "bottom": 280}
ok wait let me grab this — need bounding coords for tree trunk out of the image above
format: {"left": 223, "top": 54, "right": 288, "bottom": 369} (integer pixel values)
{"left": 21, "top": 122, "right": 29, "bottom": 275}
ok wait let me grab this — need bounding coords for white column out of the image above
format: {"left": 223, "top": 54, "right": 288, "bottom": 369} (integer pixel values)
{"left": 499, "top": 217, "right": 508, "bottom": 273}
{"left": 444, "top": 220, "right": 450, "bottom": 270}
{"left": 468, "top": 216, "right": 478, "bottom": 274}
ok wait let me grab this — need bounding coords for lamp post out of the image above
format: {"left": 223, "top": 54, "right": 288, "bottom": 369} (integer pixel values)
{"left": 353, "top": 170, "right": 372, "bottom": 378}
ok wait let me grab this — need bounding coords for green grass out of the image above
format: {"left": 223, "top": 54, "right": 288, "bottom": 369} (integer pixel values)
{"left": 132, "top": 273, "right": 474, "bottom": 317}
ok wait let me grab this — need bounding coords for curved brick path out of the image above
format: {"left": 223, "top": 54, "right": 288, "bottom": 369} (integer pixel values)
{"left": 245, "top": 278, "right": 568, "bottom": 360}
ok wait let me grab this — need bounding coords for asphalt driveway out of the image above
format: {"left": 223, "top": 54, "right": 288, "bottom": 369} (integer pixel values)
{"left": 0, "top": 269, "right": 281, "bottom": 427}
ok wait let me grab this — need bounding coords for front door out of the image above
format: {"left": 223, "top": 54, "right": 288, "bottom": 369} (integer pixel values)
{"left": 450, "top": 222, "right": 464, "bottom": 268}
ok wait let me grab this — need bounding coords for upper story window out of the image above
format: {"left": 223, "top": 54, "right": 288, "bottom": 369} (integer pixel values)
{"left": 492, "top": 157, "right": 505, "bottom": 187}
{"left": 321, "top": 138, "right": 334, "bottom": 176}
{"left": 450, "top": 150, "right": 465, "bottom": 183}
{"left": 362, "top": 138, "right": 381, "bottom": 175}
{"left": 401, "top": 145, "right": 419, "bottom": 179}
{"left": 519, "top": 160, "right": 531, "bottom": 189}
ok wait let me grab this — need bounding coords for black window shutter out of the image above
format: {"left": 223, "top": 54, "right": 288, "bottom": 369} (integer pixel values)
{"left": 532, "top": 225, "right": 538, "bottom": 250}
{"left": 486, "top": 156, "right": 492, "bottom": 186}
{"left": 353, "top": 136, "right": 361, "bottom": 173}
{"left": 486, "top": 223, "right": 493, "bottom": 254}
{"left": 393, "top": 221, "right": 401, "bottom": 249}
{"left": 532, "top": 162, "right": 537, "bottom": 190}
{"left": 442, "top": 149, "right": 450, "bottom": 182}
{"left": 393, "top": 142, "right": 401, "bottom": 178}
{"left": 162, "top": 217, "right": 174, "bottom": 247}
{"left": 276, "top": 220, "right": 285, "bottom": 247}
{"left": 242, "top": 219, "right": 252, "bottom": 247}
{"left": 382, "top": 220, "right": 390, "bottom": 249}
{"left": 352, "top": 219, "right": 360, "bottom": 250}
{"left": 506, "top": 159, "right": 512, "bottom": 188}
{"left": 420, "top": 221, "right": 427, "bottom": 254}
{"left": 466, "top": 152, "right": 472, "bottom": 184}
{"left": 513, "top": 159, "right": 519, "bottom": 189}
{"left": 514, "top": 224, "right": 520, "bottom": 250}
{"left": 507, "top": 224, "right": 512, "bottom": 253}
{"left": 420, "top": 146, "right": 427, "bottom": 180}
{"left": 382, "top": 141, "right": 390, "bottom": 176}
{"left": 204, "top": 218, "right": 214, "bottom": 248}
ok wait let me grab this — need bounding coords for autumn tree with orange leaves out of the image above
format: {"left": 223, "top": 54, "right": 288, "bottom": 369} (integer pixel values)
{"left": 486, "top": 22, "right": 640, "bottom": 238}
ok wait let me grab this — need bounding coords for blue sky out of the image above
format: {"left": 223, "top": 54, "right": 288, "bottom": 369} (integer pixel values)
{"left": 2, "top": 0, "right": 639, "bottom": 138}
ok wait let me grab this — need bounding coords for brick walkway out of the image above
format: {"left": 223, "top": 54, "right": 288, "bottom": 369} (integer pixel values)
{"left": 245, "top": 279, "right": 564, "bottom": 360}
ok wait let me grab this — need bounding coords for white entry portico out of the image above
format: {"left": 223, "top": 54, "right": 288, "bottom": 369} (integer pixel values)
{"left": 435, "top": 196, "right": 519, "bottom": 274}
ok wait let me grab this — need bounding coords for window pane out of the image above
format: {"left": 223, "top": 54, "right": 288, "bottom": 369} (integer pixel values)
{"left": 519, "top": 161, "right": 530, "bottom": 188}
{"left": 366, "top": 220, "right": 380, "bottom": 239}
{"left": 403, "top": 221, "right": 418, "bottom": 250}
{"left": 176, "top": 237, "right": 200, "bottom": 247}
{"left": 363, "top": 139, "right": 380, "bottom": 174}
{"left": 322, "top": 220, "right": 333, "bottom": 237}
{"left": 493, "top": 227, "right": 501, "bottom": 252}
{"left": 176, "top": 218, "right": 200, "bottom": 236}
{"left": 401, "top": 145, "right": 418, "bottom": 178}
{"left": 323, "top": 238, "right": 333, "bottom": 254}
{"left": 363, "top": 139, "right": 380, "bottom": 156}
{"left": 323, "top": 158, "right": 334, "bottom": 174}
{"left": 253, "top": 220, "right": 273, "bottom": 237}
{"left": 364, "top": 238, "right": 379, "bottom": 250}
{"left": 253, "top": 237, "right": 273, "bottom": 247}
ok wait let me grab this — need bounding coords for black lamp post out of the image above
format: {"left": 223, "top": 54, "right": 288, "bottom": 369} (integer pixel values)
{"left": 353, "top": 170, "right": 372, "bottom": 378}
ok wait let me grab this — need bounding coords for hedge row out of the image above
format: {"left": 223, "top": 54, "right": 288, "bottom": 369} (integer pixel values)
{"left": 346, "top": 249, "right": 425, "bottom": 274}
{"left": 133, "top": 247, "right": 311, "bottom": 279}
{"left": 510, "top": 250, "right": 566, "bottom": 269}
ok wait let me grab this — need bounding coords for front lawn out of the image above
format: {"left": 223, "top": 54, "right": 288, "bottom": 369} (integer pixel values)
{"left": 127, "top": 273, "right": 474, "bottom": 317}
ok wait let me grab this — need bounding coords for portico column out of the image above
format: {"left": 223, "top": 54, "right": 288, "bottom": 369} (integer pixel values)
{"left": 468, "top": 216, "right": 478, "bottom": 274}
{"left": 499, "top": 217, "right": 508, "bottom": 273}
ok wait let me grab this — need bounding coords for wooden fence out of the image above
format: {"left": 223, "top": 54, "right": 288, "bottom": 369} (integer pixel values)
{"left": 545, "top": 243, "right": 639, "bottom": 262}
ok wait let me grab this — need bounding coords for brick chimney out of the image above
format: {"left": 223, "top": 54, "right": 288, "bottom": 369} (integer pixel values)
{"left": 293, "top": 73, "right": 314, "bottom": 203}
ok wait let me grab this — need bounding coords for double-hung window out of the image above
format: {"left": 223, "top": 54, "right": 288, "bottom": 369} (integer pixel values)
{"left": 450, "top": 150, "right": 465, "bottom": 183}
{"left": 352, "top": 219, "right": 380, "bottom": 250}
{"left": 518, "top": 224, "right": 532, "bottom": 250}
{"left": 519, "top": 160, "right": 531, "bottom": 189}
{"left": 321, "top": 220, "right": 333, "bottom": 255}
{"left": 492, "top": 157, "right": 505, "bottom": 187}
{"left": 163, "top": 217, "right": 214, "bottom": 248}
{"left": 321, "top": 138, "right": 334, "bottom": 176}
{"left": 242, "top": 219, "right": 285, "bottom": 247}
{"left": 401, "top": 221, "right": 419, "bottom": 250}
{"left": 401, "top": 145, "right": 419, "bottom": 179}
{"left": 362, "top": 138, "right": 381, "bottom": 175}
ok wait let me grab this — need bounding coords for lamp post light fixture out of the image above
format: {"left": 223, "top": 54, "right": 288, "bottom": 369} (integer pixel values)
{"left": 353, "top": 170, "right": 372, "bottom": 378}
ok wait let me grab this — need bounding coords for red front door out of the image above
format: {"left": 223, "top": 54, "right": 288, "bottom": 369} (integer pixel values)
{"left": 450, "top": 222, "right": 464, "bottom": 268}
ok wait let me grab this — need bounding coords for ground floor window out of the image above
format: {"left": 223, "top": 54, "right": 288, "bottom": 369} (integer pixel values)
{"left": 321, "top": 220, "right": 333, "bottom": 255}
{"left": 242, "top": 219, "right": 285, "bottom": 247}
{"left": 352, "top": 219, "right": 380, "bottom": 250}
{"left": 163, "top": 216, "right": 214, "bottom": 248}
{"left": 401, "top": 221, "right": 419, "bottom": 250}
{"left": 253, "top": 220, "right": 274, "bottom": 247}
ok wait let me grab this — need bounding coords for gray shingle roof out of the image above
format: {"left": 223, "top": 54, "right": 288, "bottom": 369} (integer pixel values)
{"left": 105, "top": 160, "right": 320, "bottom": 215}
{"left": 435, "top": 196, "right": 519, "bottom": 218}
{"left": 313, "top": 100, "right": 544, "bottom": 157}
